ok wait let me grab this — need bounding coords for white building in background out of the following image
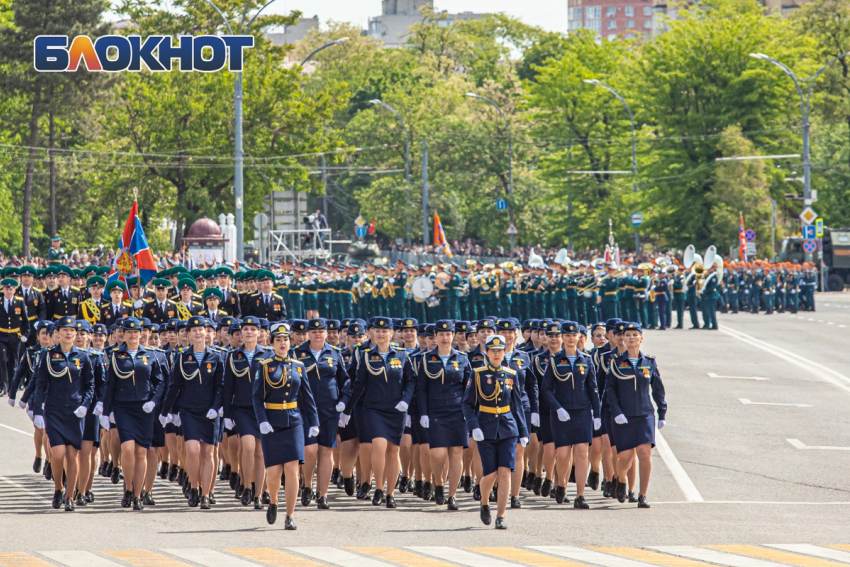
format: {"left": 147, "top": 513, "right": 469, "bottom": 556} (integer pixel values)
{"left": 265, "top": 15, "right": 320, "bottom": 46}
{"left": 368, "top": 0, "right": 486, "bottom": 47}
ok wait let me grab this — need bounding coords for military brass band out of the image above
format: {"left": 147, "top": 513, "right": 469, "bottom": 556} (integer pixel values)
{"left": 0, "top": 243, "right": 815, "bottom": 529}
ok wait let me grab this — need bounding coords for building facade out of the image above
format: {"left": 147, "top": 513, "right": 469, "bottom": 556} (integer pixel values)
{"left": 567, "top": 0, "right": 655, "bottom": 41}
{"left": 368, "top": 0, "right": 485, "bottom": 47}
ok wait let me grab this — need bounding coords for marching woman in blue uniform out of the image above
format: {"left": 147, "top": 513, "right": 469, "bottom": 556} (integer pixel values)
{"left": 222, "top": 316, "right": 272, "bottom": 509}
{"left": 541, "top": 321, "right": 601, "bottom": 508}
{"left": 293, "top": 318, "right": 346, "bottom": 509}
{"left": 605, "top": 322, "right": 667, "bottom": 508}
{"left": 32, "top": 316, "right": 95, "bottom": 511}
{"left": 101, "top": 317, "right": 165, "bottom": 510}
{"left": 74, "top": 320, "right": 106, "bottom": 506}
{"left": 160, "top": 315, "right": 223, "bottom": 510}
{"left": 462, "top": 335, "right": 528, "bottom": 529}
{"left": 253, "top": 323, "right": 319, "bottom": 529}
{"left": 337, "top": 316, "right": 415, "bottom": 509}
{"left": 417, "top": 319, "right": 471, "bottom": 510}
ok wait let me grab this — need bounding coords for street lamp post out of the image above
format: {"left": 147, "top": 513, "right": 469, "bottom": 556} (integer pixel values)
{"left": 465, "top": 93, "right": 515, "bottom": 254}
{"left": 300, "top": 37, "right": 349, "bottom": 66}
{"left": 584, "top": 79, "right": 640, "bottom": 254}
{"left": 370, "top": 100, "right": 411, "bottom": 246}
{"left": 202, "top": 0, "right": 277, "bottom": 263}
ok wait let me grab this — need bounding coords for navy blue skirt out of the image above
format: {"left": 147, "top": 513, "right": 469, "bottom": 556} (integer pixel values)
{"left": 613, "top": 414, "right": 656, "bottom": 452}
{"left": 353, "top": 407, "right": 371, "bottom": 443}
{"left": 152, "top": 419, "right": 166, "bottom": 448}
{"left": 304, "top": 408, "right": 339, "bottom": 448}
{"left": 526, "top": 410, "right": 539, "bottom": 436}
{"left": 180, "top": 408, "right": 221, "bottom": 445}
{"left": 427, "top": 412, "right": 468, "bottom": 449}
{"left": 165, "top": 422, "right": 179, "bottom": 435}
{"left": 550, "top": 407, "right": 593, "bottom": 448}
{"left": 114, "top": 402, "right": 154, "bottom": 449}
{"left": 261, "top": 423, "right": 305, "bottom": 467}
{"left": 45, "top": 406, "right": 84, "bottom": 450}
{"left": 539, "top": 409, "right": 555, "bottom": 445}
{"left": 593, "top": 409, "right": 608, "bottom": 438}
{"left": 478, "top": 436, "right": 517, "bottom": 477}
{"left": 413, "top": 418, "right": 430, "bottom": 446}
{"left": 83, "top": 412, "right": 101, "bottom": 446}
{"left": 363, "top": 407, "right": 405, "bottom": 446}
{"left": 339, "top": 408, "right": 359, "bottom": 442}
{"left": 232, "top": 406, "right": 261, "bottom": 438}
{"left": 603, "top": 408, "right": 617, "bottom": 447}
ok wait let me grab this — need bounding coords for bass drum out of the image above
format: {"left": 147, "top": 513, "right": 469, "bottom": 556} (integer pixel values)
{"left": 411, "top": 276, "right": 435, "bottom": 303}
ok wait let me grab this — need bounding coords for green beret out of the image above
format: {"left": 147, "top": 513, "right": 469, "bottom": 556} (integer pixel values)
{"left": 203, "top": 287, "right": 223, "bottom": 301}
{"left": 105, "top": 280, "right": 127, "bottom": 294}
{"left": 86, "top": 276, "right": 106, "bottom": 288}
{"left": 177, "top": 277, "right": 197, "bottom": 292}
{"left": 151, "top": 278, "right": 171, "bottom": 288}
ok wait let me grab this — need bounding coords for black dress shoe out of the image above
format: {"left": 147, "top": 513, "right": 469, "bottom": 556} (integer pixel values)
{"left": 385, "top": 494, "right": 396, "bottom": 508}
{"left": 33, "top": 457, "right": 42, "bottom": 474}
{"left": 331, "top": 468, "right": 341, "bottom": 486}
{"left": 479, "top": 504, "right": 492, "bottom": 525}
{"left": 587, "top": 470, "right": 599, "bottom": 491}
{"left": 121, "top": 490, "right": 133, "bottom": 508}
{"left": 472, "top": 485, "right": 481, "bottom": 501}
{"left": 52, "top": 490, "right": 63, "bottom": 509}
{"left": 372, "top": 488, "right": 384, "bottom": 506}
{"left": 555, "top": 485, "right": 566, "bottom": 504}
{"left": 262, "top": 491, "right": 270, "bottom": 505}
{"left": 229, "top": 472, "right": 239, "bottom": 491}
{"left": 495, "top": 517, "right": 507, "bottom": 530}
{"left": 414, "top": 480, "right": 423, "bottom": 498}
{"left": 44, "top": 461, "right": 53, "bottom": 481}
{"left": 356, "top": 482, "right": 370, "bottom": 500}
{"left": 301, "top": 487, "right": 313, "bottom": 507}
{"left": 242, "top": 487, "right": 254, "bottom": 507}
{"left": 422, "top": 481, "right": 432, "bottom": 501}
{"left": 532, "top": 476, "right": 543, "bottom": 495}
{"left": 168, "top": 464, "right": 179, "bottom": 482}
{"left": 266, "top": 503, "right": 277, "bottom": 524}
{"left": 235, "top": 483, "right": 245, "bottom": 499}
{"left": 209, "top": 493, "right": 217, "bottom": 505}
{"left": 176, "top": 468, "right": 185, "bottom": 485}
{"left": 462, "top": 475, "right": 472, "bottom": 493}
{"left": 541, "top": 479, "right": 553, "bottom": 497}
{"left": 569, "top": 466, "right": 576, "bottom": 484}
{"left": 521, "top": 469, "right": 528, "bottom": 488}
{"left": 343, "top": 477, "right": 355, "bottom": 497}
{"left": 254, "top": 496, "right": 264, "bottom": 510}
{"left": 189, "top": 488, "right": 200, "bottom": 508}
{"left": 637, "top": 495, "right": 650, "bottom": 508}
{"left": 75, "top": 492, "right": 86, "bottom": 507}
{"left": 488, "top": 488, "right": 497, "bottom": 503}
{"left": 285, "top": 516, "right": 297, "bottom": 530}
{"left": 105, "top": 461, "right": 114, "bottom": 477}
{"left": 399, "top": 476, "right": 409, "bottom": 493}
{"left": 65, "top": 497, "right": 75, "bottom": 512}
{"left": 317, "top": 495, "right": 329, "bottom": 509}
{"left": 434, "top": 485, "right": 445, "bottom": 505}
{"left": 133, "top": 497, "right": 144, "bottom": 511}
{"left": 601, "top": 480, "right": 609, "bottom": 496}
{"left": 85, "top": 490, "right": 95, "bottom": 503}
{"left": 200, "top": 495, "right": 211, "bottom": 510}
{"left": 628, "top": 491, "right": 638, "bottom": 503}
{"left": 616, "top": 480, "right": 627, "bottom": 503}
{"left": 447, "top": 496, "right": 458, "bottom": 510}
{"left": 158, "top": 461, "right": 168, "bottom": 479}
{"left": 574, "top": 495, "right": 589, "bottom": 509}
{"left": 143, "top": 492, "right": 156, "bottom": 506}
{"left": 510, "top": 495, "right": 521, "bottom": 509}
{"left": 111, "top": 466, "right": 121, "bottom": 485}
{"left": 525, "top": 473, "right": 536, "bottom": 492}
{"left": 608, "top": 478, "right": 619, "bottom": 499}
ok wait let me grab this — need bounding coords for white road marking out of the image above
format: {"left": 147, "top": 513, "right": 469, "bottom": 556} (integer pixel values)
{"left": 0, "top": 475, "right": 49, "bottom": 502}
{"left": 409, "top": 547, "right": 526, "bottom": 567}
{"left": 0, "top": 421, "right": 33, "bottom": 436}
{"left": 707, "top": 372, "right": 770, "bottom": 381}
{"left": 163, "top": 549, "right": 260, "bottom": 567}
{"left": 738, "top": 398, "right": 812, "bottom": 408}
{"left": 654, "top": 429, "right": 704, "bottom": 503}
{"left": 40, "top": 551, "right": 124, "bottom": 567}
{"left": 289, "top": 547, "right": 397, "bottom": 567}
{"left": 766, "top": 545, "right": 850, "bottom": 564}
{"left": 647, "top": 546, "right": 787, "bottom": 567}
{"left": 720, "top": 325, "right": 850, "bottom": 393}
{"left": 528, "top": 547, "right": 656, "bottom": 567}
{"left": 786, "top": 438, "right": 850, "bottom": 451}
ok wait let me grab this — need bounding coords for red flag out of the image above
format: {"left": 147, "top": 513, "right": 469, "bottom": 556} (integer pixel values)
{"left": 368, "top": 218, "right": 376, "bottom": 235}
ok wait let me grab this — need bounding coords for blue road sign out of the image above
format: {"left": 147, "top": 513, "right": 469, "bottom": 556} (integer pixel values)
{"left": 355, "top": 227, "right": 367, "bottom": 238}
{"left": 496, "top": 198, "right": 508, "bottom": 211}
{"left": 815, "top": 218, "right": 824, "bottom": 237}
{"left": 745, "top": 229, "right": 756, "bottom": 242}
{"left": 802, "top": 225, "right": 816, "bottom": 239}
{"left": 803, "top": 239, "right": 817, "bottom": 254}
{"left": 631, "top": 212, "right": 643, "bottom": 227}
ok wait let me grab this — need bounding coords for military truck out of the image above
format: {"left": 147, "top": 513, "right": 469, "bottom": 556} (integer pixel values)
{"left": 775, "top": 228, "right": 850, "bottom": 291}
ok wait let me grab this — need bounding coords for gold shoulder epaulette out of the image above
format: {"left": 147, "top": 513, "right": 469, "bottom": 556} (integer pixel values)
{"left": 503, "top": 367, "right": 517, "bottom": 375}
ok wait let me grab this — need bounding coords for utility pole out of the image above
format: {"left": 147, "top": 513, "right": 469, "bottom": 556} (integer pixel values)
{"left": 422, "top": 139, "right": 429, "bottom": 247}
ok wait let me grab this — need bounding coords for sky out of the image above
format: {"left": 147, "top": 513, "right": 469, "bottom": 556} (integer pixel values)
{"left": 266, "top": 0, "right": 567, "bottom": 33}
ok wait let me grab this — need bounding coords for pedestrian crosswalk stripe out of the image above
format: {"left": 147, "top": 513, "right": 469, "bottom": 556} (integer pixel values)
{"left": 648, "top": 547, "right": 788, "bottom": 567}
{"left": 828, "top": 548, "right": 850, "bottom": 556}
{"left": 104, "top": 550, "right": 192, "bottom": 567}
{"left": 162, "top": 549, "right": 259, "bottom": 567}
{"left": 348, "top": 547, "right": 456, "bottom": 567}
{"left": 767, "top": 545, "right": 850, "bottom": 564}
{"left": 407, "top": 547, "right": 524, "bottom": 567}
{"left": 468, "top": 547, "right": 587, "bottom": 567}
{"left": 707, "top": 545, "right": 847, "bottom": 567}
{"left": 39, "top": 551, "right": 123, "bottom": 567}
{"left": 0, "top": 552, "right": 53, "bottom": 567}
{"left": 590, "top": 547, "right": 708, "bottom": 567}
{"left": 225, "top": 548, "right": 326, "bottom": 567}
{"left": 290, "top": 547, "right": 397, "bottom": 567}
{"left": 532, "top": 546, "right": 659, "bottom": 567}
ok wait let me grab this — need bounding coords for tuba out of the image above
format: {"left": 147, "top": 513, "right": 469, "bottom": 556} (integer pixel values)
{"left": 528, "top": 248, "right": 546, "bottom": 268}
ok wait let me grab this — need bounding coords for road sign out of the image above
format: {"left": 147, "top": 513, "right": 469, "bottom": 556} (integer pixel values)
{"left": 355, "top": 227, "right": 367, "bottom": 238}
{"left": 354, "top": 216, "right": 365, "bottom": 227}
{"left": 745, "top": 229, "right": 756, "bottom": 242}
{"left": 802, "top": 225, "right": 816, "bottom": 239}
{"left": 506, "top": 222, "right": 518, "bottom": 236}
{"left": 631, "top": 212, "right": 643, "bottom": 227}
{"left": 803, "top": 239, "right": 817, "bottom": 254}
{"left": 800, "top": 207, "right": 817, "bottom": 225}
{"left": 745, "top": 242, "right": 757, "bottom": 256}
{"left": 253, "top": 212, "right": 268, "bottom": 230}
{"left": 496, "top": 198, "right": 508, "bottom": 211}
{"left": 815, "top": 218, "right": 824, "bottom": 237}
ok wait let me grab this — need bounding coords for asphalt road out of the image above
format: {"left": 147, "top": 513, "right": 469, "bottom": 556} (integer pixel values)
{"left": 2, "top": 295, "right": 849, "bottom": 559}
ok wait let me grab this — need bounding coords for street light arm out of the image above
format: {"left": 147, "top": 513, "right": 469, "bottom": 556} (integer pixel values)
{"left": 245, "top": 0, "right": 278, "bottom": 33}
{"left": 465, "top": 93, "right": 509, "bottom": 129}
{"left": 750, "top": 53, "right": 805, "bottom": 106}
{"left": 803, "top": 50, "right": 850, "bottom": 103}
{"left": 200, "top": 0, "right": 234, "bottom": 35}
{"left": 369, "top": 100, "right": 408, "bottom": 134}
{"left": 300, "top": 38, "right": 350, "bottom": 66}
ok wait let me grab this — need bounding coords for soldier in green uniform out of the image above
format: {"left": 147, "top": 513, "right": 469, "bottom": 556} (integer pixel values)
{"left": 673, "top": 267, "right": 686, "bottom": 329}
{"left": 392, "top": 263, "right": 409, "bottom": 318}
{"left": 599, "top": 264, "right": 620, "bottom": 320}
{"left": 446, "top": 264, "right": 461, "bottom": 320}
{"left": 48, "top": 236, "right": 65, "bottom": 266}
{"left": 499, "top": 269, "right": 514, "bottom": 319}
{"left": 288, "top": 272, "right": 304, "bottom": 319}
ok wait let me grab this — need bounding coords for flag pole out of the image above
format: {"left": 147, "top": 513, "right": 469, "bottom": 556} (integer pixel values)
{"left": 133, "top": 188, "right": 140, "bottom": 292}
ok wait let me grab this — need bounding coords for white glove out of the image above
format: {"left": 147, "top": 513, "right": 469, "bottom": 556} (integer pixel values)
{"left": 308, "top": 426, "right": 319, "bottom": 437}
{"left": 519, "top": 437, "right": 529, "bottom": 447}
{"left": 109, "top": 412, "right": 116, "bottom": 424}
{"left": 593, "top": 418, "right": 602, "bottom": 431}
{"left": 134, "top": 299, "right": 143, "bottom": 309}
{"left": 158, "top": 414, "right": 168, "bottom": 427}
{"left": 658, "top": 420, "right": 666, "bottom": 429}
{"left": 74, "top": 406, "right": 87, "bottom": 418}
{"left": 531, "top": 412, "right": 540, "bottom": 427}
{"left": 93, "top": 401, "right": 103, "bottom": 416}
{"left": 6, "top": 397, "right": 14, "bottom": 407}
{"left": 100, "top": 416, "right": 110, "bottom": 430}
{"left": 206, "top": 409, "right": 217, "bottom": 420}
{"left": 166, "top": 413, "right": 173, "bottom": 424}
{"left": 420, "top": 415, "right": 430, "bottom": 429}
{"left": 335, "top": 402, "right": 346, "bottom": 413}
{"left": 20, "top": 336, "right": 27, "bottom": 343}
{"left": 142, "top": 401, "right": 155, "bottom": 413}
{"left": 614, "top": 414, "right": 628, "bottom": 425}
{"left": 339, "top": 413, "right": 351, "bottom": 428}
{"left": 472, "top": 428, "right": 484, "bottom": 442}
{"left": 405, "top": 414, "right": 411, "bottom": 428}
{"left": 218, "top": 407, "right": 224, "bottom": 418}
{"left": 224, "top": 418, "right": 235, "bottom": 430}
{"left": 27, "top": 409, "right": 34, "bottom": 419}
{"left": 172, "top": 414, "right": 181, "bottom": 427}
{"left": 395, "top": 401, "right": 408, "bottom": 412}
{"left": 18, "top": 399, "right": 27, "bottom": 409}
{"left": 260, "top": 421, "right": 274, "bottom": 434}
{"left": 33, "top": 415, "right": 45, "bottom": 429}
{"left": 556, "top": 408, "right": 570, "bottom": 422}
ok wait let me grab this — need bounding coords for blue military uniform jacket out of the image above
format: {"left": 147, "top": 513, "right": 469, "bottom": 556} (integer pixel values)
{"left": 292, "top": 342, "right": 346, "bottom": 412}
{"left": 252, "top": 355, "right": 318, "bottom": 430}
{"left": 462, "top": 363, "right": 528, "bottom": 440}
{"left": 541, "top": 349, "right": 601, "bottom": 414}
{"left": 222, "top": 345, "right": 272, "bottom": 418}
{"left": 32, "top": 345, "right": 95, "bottom": 415}
{"left": 531, "top": 349, "right": 555, "bottom": 413}
{"left": 162, "top": 348, "right": 224, "bottom": 414}
{"left": 103, "top": 344, "right": 165, "bottom": 415}
{"left": 416, "top": 348, "right": 471, "bottom": 417}
{"left": 9, "top": 345, "right": 42, "bottom": 399}
{"left": 605, "top": 351, "right": 667, "bottom": 420}
{"left": 343, "top": 346, "right": 416, "bottom": 411}
{"left": 506, "top": 349, "right": 537, "bottom": 414}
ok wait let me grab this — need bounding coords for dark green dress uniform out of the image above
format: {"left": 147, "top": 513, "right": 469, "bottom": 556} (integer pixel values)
{"left": 600, "top": 275, "right": 620, "bottom": 320}
{"left": 672, "top": 273, "right": 686, "bottom": 328}
{"left": 289, "top": 277, "right": 304, "bottom": 319}
{"left": 446, "top": 271, "right": 461, "bottom": 320}
{"left": 46, "top": 286, "right": 81, "bottom": 320}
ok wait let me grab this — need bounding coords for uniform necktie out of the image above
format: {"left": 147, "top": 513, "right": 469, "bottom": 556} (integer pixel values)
{"left": 265, "top": 295, "right": 270, "bottom": 309}
{"left": 5, "top": 299, "right": 9, "bottom": 313}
